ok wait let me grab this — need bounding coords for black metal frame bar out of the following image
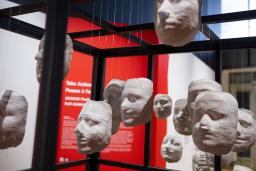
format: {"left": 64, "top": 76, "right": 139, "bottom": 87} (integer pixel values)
{"left": 1, "top": 1, "right": 255, "bottom": 171}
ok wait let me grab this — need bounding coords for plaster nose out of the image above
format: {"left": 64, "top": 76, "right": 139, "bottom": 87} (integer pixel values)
{"left": 158, "top": 10, "right": 169, "bottom": 20}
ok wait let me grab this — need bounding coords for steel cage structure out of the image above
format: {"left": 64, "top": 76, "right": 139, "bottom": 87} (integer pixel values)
{"left": 1, "top": 0, "right": 256, "bottom": 171}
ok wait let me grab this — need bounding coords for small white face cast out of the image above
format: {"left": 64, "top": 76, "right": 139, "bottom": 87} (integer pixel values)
{"left": 192, "top": 91, "right": 238, "bottom": 155}
{"left": 233, "top": 165, "right": 253, "bottom": 171}
{"left": 155, "top": 0, "right": 201, "bottom": 47}
{"left": 153, "top": 94, "right": 172, "bottom": 119}
{"left": 161, "top": 134, "right": 182, "bottom": 163}
{"left": 0, "top": 90, "right": 28, "bottom": 149}
{"left": 120, "top": 78, "right": 153, "bottom": 127}
{"left": 232, "top": 109, "right": 256, "bottom": 153}
{"left": 173, "top": 99, "right": 191, "bottom": 135}
{"left": 35, "top": 34, "right": 73, "bottom": 83}
{"left": 187, "top": 79, "right": 223, "bottom": 118}
{"left": 103, "top": 79, "right": 126, "bottom": 134}
{"left": 74, "top": 100, "right": 112, "bottom": 154}
{"left": 192, "top": 150, "right": 214, "bottom": 171}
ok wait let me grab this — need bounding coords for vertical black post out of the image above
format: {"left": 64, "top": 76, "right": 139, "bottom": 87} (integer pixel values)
{"left": 144, "top": 54, "right": 154, "bottom": 171}
{"left": 32, "top": 0, "right": 69, "bottom": 171}
{"left": 215, "top": 49, "right": 222, "bottom": 171}
{"left": 86, "top": 55, "right": 106, "bottom": 171}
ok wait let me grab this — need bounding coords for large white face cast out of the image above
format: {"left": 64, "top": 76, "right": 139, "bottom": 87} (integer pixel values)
{"left": 154, "top": 0, "right": 201, "bottom": 47}
{"left": 103, "top": 79, "right": 126, "bottom": 134}
{"left": 192, "top": 91, "right": 238, "bottom": 155}
{"left": 187, "top": 79, "right": 223, "bottom": 118}
{"left": 0, "top": 90, "right": 28, "bottom": 149}
{"left": 161, "top": 134, "right": 183, "bottom": 163}
{"left": 232, "top": 108, "right": 256, "bottom": 153}
{"left": 74, "top": 100, "right": 112, "bottom": 154}
{"left": 192, "top": 150, "right": 214, "bottom": 171}
{"left": 233, "top": 165, "right": 253, "bottom": 171}
{"left": 35, "top": 34, "right": 73, "bottom": 83}
{"left": 121, "top": 78, "right": 153, "bottom": 127}
{"left": 173, "top": 99, "right": 191, "bottom": 135}
{"left": 153, "top": 94, "right": 172, "bottom": 119}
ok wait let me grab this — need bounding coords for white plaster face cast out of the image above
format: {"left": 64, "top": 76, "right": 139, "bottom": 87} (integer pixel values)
{"left": 233, "top": 165, "right": 253, "bottom": 171}
{"left": 120, "top": 78, "right": 153, "bottom": 126}
{"left": 155, "top": 0, "right": 201, "bottom": 47}
{"left": 192, "top": 150, "right": 214, "bottom": 171}
{"left": 187, "top": 79, "right": 223, "bottom": 118}
{"left": 173, "top": 99, "right": 191, "bottom": 135}
{"left": 35, "top": 34, "right": 73, "bottom": 83}
{"left": 103, "top": 79, "right": 126, "bottom": 134}
{"left": 153, "top": 94, "right": 172, "bottom": 119}
{"left": 232, "top": 109, "right": 256, "bottom": 153}
{"left": 161, "top": 134, "right": 182, "bottom": 163}
{"left": 192, "top": 91, "right": 238, "bottom": 155}
{"left": 74, "top": 100, "right": 112, "bottom": 154}
{"left": 0, "top": 90, "right": 28, "bottom": 149}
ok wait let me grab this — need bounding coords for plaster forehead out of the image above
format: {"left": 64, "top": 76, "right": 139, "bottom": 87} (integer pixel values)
{"left": 194, "top": 91, "right": 238, "bottom": 114}
{"left": 163, "top": 134, "right": 181, "bottom": 143}
{"left": 122, "top": 78, "right": 153, "bottom": 96}
{"left": 78, "top": 100, "right": 112, "bottom": 121}
{"left": 155, "top": 0, "right": 201, "bottom": 47}
{"left": 104, "top": 79, "right": 126, "bottom": 99}
{"left": 174, "top": 99, "right": 187, "bottom": 109}
{"left": 154, "top": 94, "right": 172, "bottom": 101}
{"left": 239, "top": 108, "right": 256, "bottom": 121}
{"left": 233, "top": 165, "right": 253, "bottom": 171}
{"left": 38, "top": 34, "right": 73, "bottom": 51}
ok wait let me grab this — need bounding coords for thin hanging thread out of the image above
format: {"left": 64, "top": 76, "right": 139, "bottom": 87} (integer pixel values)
{"left": 106, "top": 0, "right": 110, "bottom": 42}
{"left": 99, "top": 0, "right": 103, "bottom": 39}
{"left": 113, "top": 0, "right": 117, "bottom": 44}
{"left": 91, "top": 0, "right": 96, "bottom": 41}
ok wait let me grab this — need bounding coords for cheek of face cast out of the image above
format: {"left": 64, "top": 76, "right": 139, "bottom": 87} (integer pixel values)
{"left": 154, "top": 98, "right": 171, "bottom": 114}
{"left": 121, "top": 92, "right": 146, "bottom": 115}
{"left": 161, "top": 136, "right": 182, "bottom": 160}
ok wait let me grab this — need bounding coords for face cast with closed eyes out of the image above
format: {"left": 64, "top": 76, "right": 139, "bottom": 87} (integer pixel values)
{"left": 232, "top": 109, "right": 256, "bottom": 153}
{"left": 192, "top": 91, "right": 238, "bottom": 155}
{"left": 233, "top": 165, "right": 253, "bottom": 171}
{"left": 74, "top": 100, "right": 112, "bottom": 154}
{"left": 155, "top": 0, "right": 201, "bottom": 47}
{"left": 120, "top": 78, "right": 153, "bottom": 127}
{"left": 35, "top": 34, "right": 73, "bottom": 83}
{"left": 192, "top": 150, "right": 214, "bottom": 171}
{"left": 104, "top": 79, "right": 126, "bottom": 134}
{"left": 173, "top": 99, "right": 191, "bottom": 135}
{"left": 161, "top": 134, "right": 183, "bottom": 163}
{"left": 153, "top": 94, "right": 172, "bottom": 119}
{"left": 0, "top": 90, "right": 28, "bottom": 149}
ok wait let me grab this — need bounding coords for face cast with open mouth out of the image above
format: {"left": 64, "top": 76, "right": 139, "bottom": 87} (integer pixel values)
{"left": 155, "top": 0, "right": 201, "bottom": 47}
{"left": 232, "top": 108, "right": 256, "bottom": 153}
{"left": 153, "top": 94, "right": 172, "bottom": 119}
{"left": 120, "top": 78, "right": 153, "bottom": 127}
{"left": 161, "top": 134, "right": 183, "bottom": 163}
{"left": 192, "top": 91, "right": 238, "bottom": 155}
{"left": 74, "top": 100, "right": 112, "bottom": 154}
{"left": 192, "top": 150, "right": 214, "bottom": 171}
{"left": 0, "top": 90, "right": 28, "bottom": 149}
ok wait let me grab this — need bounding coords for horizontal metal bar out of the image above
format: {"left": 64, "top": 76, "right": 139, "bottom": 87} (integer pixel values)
{"left": 55, "top": 159, "right": 89, "bottom": 170}
{"left": 0, "top": 16, "right": 101, "bottom": 56}
{"left": 101, "top": 36, "right": 256, "bottom": 57}
{"left": 148, "top": 167, "right": 180, "bottom": 171}
{"left": 0, "top": 1, "right": 46, "bottom": 17}
{"left": 99, "top": 159, "right": 143, "bottom": 170}
{"left": 202, "top": 9, "right": 256, "bottom": 24}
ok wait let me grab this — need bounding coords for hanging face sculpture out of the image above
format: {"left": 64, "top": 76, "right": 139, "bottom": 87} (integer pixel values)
{"left": 233, "top": 165, "right": 253, "bottom": 171}
{"left": 192, "top": 91, "right": 238, "bottom": 155}
{"left": 161, "top": 134, "right": 183, "bottom": 163}
{"left": 0, "top": 90, "right": 28, "bottom": 149}
{"left": 74, "top": 100, "right": 112, "bottom": 154}
{"left": 35, "top": 34, "right": 73, "bottom": 83}
{"left": 153, "top": 94, "right": 172, "bottom": 119}
{"left": 173, "top": 99, "right": 191, "bottom": 135}
{"left": 232, "top": 109, "right": 256, "bottom": 153}
{"left": 103, "top": 79, "right": 126, "bottom": 134}
{"left": 155, "top": 0, "right": 201, "bottom": 47}
{"left": 192, "top": 150, "right": 214, "bottom": 171}
{"left": 120, "top": 78, "right": 153, "bottom": 127}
